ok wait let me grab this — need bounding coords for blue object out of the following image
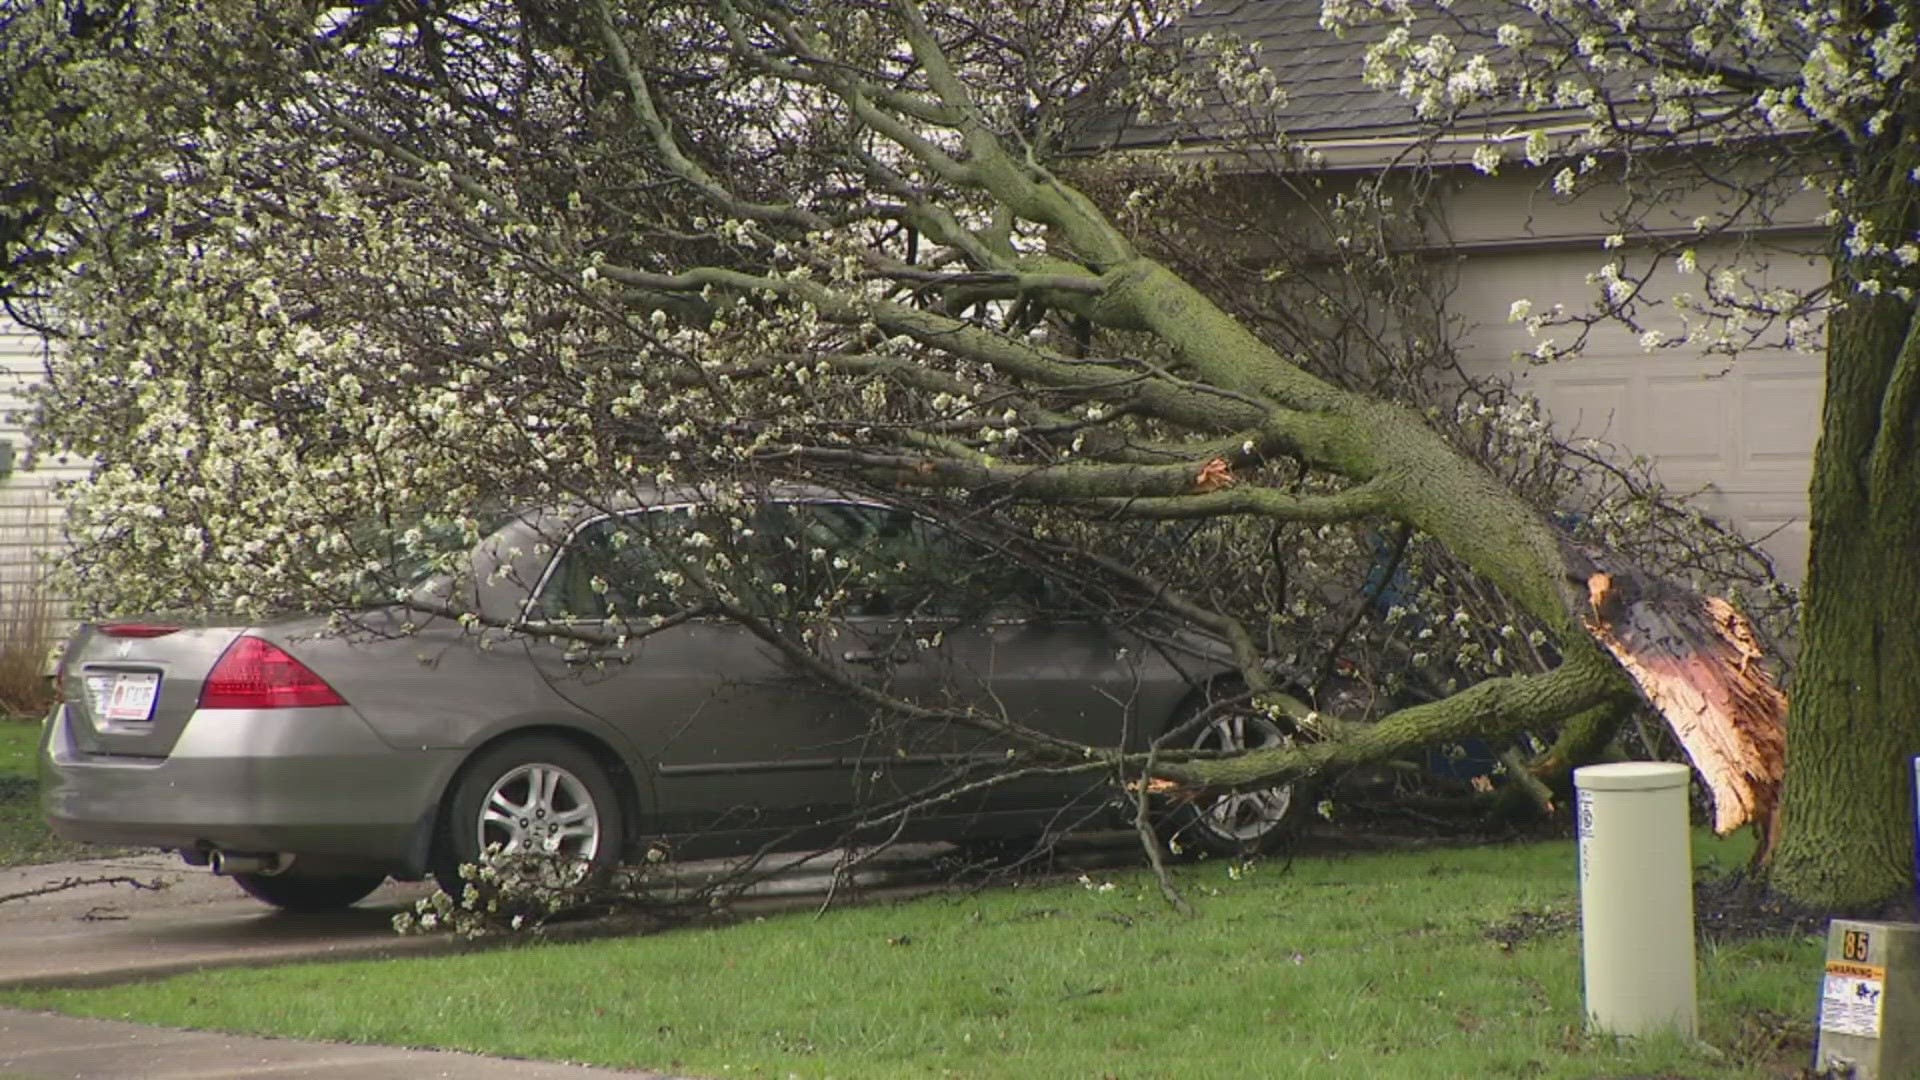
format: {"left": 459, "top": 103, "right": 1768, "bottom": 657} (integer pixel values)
{"left": 1425, "top": 737, "right": 1499, "bottom": 781}
{"left": 1912, "top": 756, "right": 1920, "bottom": 901}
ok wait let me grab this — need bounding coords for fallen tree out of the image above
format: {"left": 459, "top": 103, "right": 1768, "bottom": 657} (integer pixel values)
{"left": 7, "top": 0, "right": 1792, "bottom": 877}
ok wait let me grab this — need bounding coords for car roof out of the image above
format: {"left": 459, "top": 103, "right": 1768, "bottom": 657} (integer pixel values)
{"left": 507, "top": 481, "right": 887, "bottom": 535}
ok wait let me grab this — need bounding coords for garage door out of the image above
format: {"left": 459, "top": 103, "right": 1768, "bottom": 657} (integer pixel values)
{"left": 1449, "top": 247, "right": 1822, "bottom": 584}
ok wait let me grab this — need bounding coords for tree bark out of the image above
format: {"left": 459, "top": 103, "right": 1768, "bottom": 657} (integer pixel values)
{"left": 1769, "top": 287, "right": 1920, "bottom": 908}
{"left": 1772, "top": 523, "right": 1920, "bottom": 908}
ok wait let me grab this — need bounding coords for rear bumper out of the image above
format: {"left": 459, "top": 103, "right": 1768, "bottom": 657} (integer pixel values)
{"left": 39, "top": 704, "right": 462, "bottom": 874}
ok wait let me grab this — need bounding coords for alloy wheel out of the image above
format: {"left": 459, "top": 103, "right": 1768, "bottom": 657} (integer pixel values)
{"left": 1192, "top": 710, "right": 1296, "bottom": 842}
{"left": 477, "top": 762, "right": 603, "bottom": 860}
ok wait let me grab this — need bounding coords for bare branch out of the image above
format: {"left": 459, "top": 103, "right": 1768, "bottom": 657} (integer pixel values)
{"left": 591, "top": 0, "right": 829, "bottom": 231}
{"left": 0, "top": 875, "right": 168, "bottom": 907}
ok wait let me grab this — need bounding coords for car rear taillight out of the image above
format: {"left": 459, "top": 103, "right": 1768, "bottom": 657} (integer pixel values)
{"left": 99, "top": 623, "right": 183, "bottom": 638}
{"left": 198, "top": 636, "right": 348, "bottom": 710}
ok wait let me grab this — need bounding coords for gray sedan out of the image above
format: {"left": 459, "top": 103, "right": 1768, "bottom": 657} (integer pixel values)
{"left": 41, "top": 490, "right": 1303, "bottom": 910}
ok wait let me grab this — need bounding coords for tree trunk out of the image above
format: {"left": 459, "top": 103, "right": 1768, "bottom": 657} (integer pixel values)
{"left": 1770, "top": 509, "right": 1920, "bottom": 908}
{"left": 1768, "top": 274, "right": 1920, "bottom": 909}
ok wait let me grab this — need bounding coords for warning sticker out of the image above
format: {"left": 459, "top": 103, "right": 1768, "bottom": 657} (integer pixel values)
{"left": 1820, "top": 962, "right": 1886, "bottom": 1038}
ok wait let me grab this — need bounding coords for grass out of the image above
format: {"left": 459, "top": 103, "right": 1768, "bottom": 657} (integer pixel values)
{"left": 0, "top": 716, "right": 42, "bottom": 775}
{"left": 2, "top": 832, "right": 1823, "bottom": 1078}
{"left": 0, "top": 717, "right": 97, "bottom": 867}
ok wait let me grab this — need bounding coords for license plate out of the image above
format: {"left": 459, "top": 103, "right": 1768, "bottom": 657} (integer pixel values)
{"left": 90, "top": 672, "right": 161, "bottom": 723}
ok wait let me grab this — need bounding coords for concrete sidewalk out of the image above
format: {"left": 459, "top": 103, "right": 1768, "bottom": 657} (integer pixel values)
{"left": 0, "top": 1009, "right": 680, "bottom": 1078}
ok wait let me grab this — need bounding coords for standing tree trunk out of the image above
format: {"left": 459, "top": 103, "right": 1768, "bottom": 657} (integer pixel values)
{"left": 1769, "top": 175, "right": 1920, "bottom": 906}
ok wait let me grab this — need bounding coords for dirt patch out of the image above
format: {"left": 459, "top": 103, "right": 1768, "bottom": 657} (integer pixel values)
{"left": 1694, "top": 875, "right": 1830, "bottom": 942}
{"left": 1697, "top": 871, "right": 1920, "bottom": 941}
{"left": 1485, "top": 905, "right": 1580, "bottom": 950}
{"left": 1486, "top": 874, "right": 1864, "bottom": 951}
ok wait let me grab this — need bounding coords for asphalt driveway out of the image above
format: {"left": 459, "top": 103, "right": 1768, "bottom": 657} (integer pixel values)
{"left": 0, "top": 853, "right": 444, "bottom": 991}
{"left": 0, "top": 839, "right": 1082, "bottom": 991}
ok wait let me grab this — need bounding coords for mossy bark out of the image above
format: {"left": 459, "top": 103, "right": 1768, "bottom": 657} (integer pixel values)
{"left": 1770, "top": 510, "right": 1920, "bottom": 908}
{"left": 1768, "top": 261, "right": 1920, "bottom": 908}
{"left": 1159, "top": 650, "right": 1633, "bottom": 788}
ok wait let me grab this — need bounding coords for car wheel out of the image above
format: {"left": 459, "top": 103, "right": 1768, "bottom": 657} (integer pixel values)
{"left": 435, "top": 737, "right": 624, "bottom": 898}
{"left": 1163, "top": 686, "right": 1312, "bottom": 858}
{"left": 232, "top": 866, "right": 388, "bottom": 911}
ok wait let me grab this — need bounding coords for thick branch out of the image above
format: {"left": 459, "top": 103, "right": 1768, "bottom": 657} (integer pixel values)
{"left": 787, "top": 446, "right": 1268, "bottom": 504}
{"left": 1154, "top": 651, "right": 1633, "bottom": 789}
{"left": 598, "top": 260, "right": 1266, "bottom": 433}
{"left": 1086, "top": 480, "right": 1393, "bottom": 524}
{"left": 886, "top": 0, "right": 1135, "bottom": 269}
{"left": 874, "top": 266, "right": 1107, "bottom": 297}
{"left": 1531, "top": 702, "right": 1626, "bottom": 777}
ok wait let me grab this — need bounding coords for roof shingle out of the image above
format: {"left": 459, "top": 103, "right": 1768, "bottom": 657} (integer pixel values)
{"left": 1073, "top": 0, "right": 1524, "bottom": 155}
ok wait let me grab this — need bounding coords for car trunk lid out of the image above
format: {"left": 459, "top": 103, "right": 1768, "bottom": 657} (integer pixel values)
{"left": 60, "top": 622, "right": 246, "bottom": 758}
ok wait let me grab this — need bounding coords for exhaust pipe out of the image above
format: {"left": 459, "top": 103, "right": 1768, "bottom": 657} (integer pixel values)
{"left": 209, "top": 851, "right": 289, "bottom": 876}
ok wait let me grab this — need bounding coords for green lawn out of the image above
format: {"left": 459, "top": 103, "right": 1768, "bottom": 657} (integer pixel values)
{"left": 4, "top": 832, "right": 1823, "bottom": 1078}
{"left": 0, "top": 716, "right": 43, "bottom": 774}
{"left": 0, "top": 717, "right": 98, "bottom": 867}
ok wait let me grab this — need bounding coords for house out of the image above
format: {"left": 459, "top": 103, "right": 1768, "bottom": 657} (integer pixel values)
{"left": 1086, "top": 0, "right": 1825, "bottom": 583}
{"left": 0, "top": 313, "right": 76, "bottom": 595}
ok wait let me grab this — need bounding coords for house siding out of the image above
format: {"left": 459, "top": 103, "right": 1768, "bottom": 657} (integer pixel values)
{"left": 0, "top": 315, "right": 84, "bottom": 595}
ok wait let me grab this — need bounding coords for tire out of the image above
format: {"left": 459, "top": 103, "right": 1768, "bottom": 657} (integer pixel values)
{"left": 1161, "top": 685, "right": 1313, "bottom": 859}
{"left": 232, "top": 867, "right": 387, "bottom": 911}
{"left": 434, "top": 737, "right": 625, "bottom": 898}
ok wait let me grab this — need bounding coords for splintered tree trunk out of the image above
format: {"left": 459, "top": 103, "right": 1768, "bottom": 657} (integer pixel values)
{"left": 1768, "top": 276, "right": 1920, "bottom": 910}
{"left": 1578, "top": 562, "right": 1787, "bottom": 846}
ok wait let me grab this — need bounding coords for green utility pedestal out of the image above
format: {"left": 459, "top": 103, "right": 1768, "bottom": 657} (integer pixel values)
{"left": 1814, "top": 920, "right": 1920, "bottom": 1079}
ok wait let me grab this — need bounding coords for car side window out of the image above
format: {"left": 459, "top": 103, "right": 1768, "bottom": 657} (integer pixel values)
{"left": 769, "top": 502, "right": 1049, "bottom": 620}
{"left": 536, "top": 500, "right": 1054, "bottom": 624}
{"left": 534, "top": 508, "right": 698, "bottom": 623}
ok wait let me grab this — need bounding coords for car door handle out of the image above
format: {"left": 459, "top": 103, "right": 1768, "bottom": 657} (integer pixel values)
{"left": 564, "top": 650, "right": 622, "bottom": 667}
{"left": 841, "top": 648, "right": 908, "bottom": 665}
